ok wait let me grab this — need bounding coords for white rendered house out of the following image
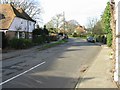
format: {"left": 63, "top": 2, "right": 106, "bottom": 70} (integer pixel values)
{"left": 0, "top": 4, "right": 36, "bottom": 39}
{"left": 110, "top": 0, "right": 120, "bottom": 84}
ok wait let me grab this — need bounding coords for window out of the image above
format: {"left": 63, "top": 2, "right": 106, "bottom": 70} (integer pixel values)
{"left": 17, "top": 32, "right": 25, "bottom": 38}
{"left": 29, "top": 33, "right": 32, "bottom": 39}
{"left": 22, "top": 32, "right": 25, "bottom": 38}
{"left": 21, "top": 19, "right": 23, "bottom": 24}
{"left": 19, "top": 32, "right": 23, "bottom": 38}
{"left": 0, "top": 13, "right": 5, "bottom": 20}
{"left": 30, "top": 22, "right": 31, "bottom": 26}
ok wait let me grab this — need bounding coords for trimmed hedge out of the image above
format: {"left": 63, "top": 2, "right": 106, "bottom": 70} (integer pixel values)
{"left": 10, "top": 38, "right": 33, "bottom": 49}
{"left": 49, "top": 35, "right": 58, "bottom": 41}
{"left": 107, "top": 33, "right": 112, "bottom": 47}
{"left": 72, "top": 32, "right": 78, "bottom": 37}
{"left": 33, "top": 36, "right": 45, "bottom": 44}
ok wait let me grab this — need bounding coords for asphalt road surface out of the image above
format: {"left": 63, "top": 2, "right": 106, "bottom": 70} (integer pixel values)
{"left": 1, "top": 38, "right": 101, "bottom": 88}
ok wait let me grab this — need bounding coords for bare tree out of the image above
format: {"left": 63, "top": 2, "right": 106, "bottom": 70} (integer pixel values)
{"left": 46, "top": 20, "right": 54, "bottom": 29}
{"left": 66, "top": 20, "right": 79, "bottom": 35}
{"left": 93, "top": 21, "right": 103, "bottom": 35}
{"left": 86, "top": 17, "right": 98, "bottom": 33}
{"left": 45, "top": 13, "right": 64, "bottom": 33}
{"left": 52, "top": 13, "right": 64, "bottom": 29}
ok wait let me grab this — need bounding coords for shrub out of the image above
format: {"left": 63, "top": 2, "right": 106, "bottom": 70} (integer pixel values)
{"left": 33, "top": 36, "right": 45, "bottom": 44}
{"left": 23, "top": 39, "right": 33, "bottom": 48}
{"left": 2, "top": 32, "right": 8, "bottom": 49}
{"left": 107, "top": 33, "right": 112, "bottom": 47}
{"left": 10, "top": 38, "right": 33, "bottom": 49}
{"left": 49, "top": 34, "right": 58, "bottom": 41}
{"left": 72, "top": 32, "right": 78, "bottom": 37}
{"left": 95, "top": 35, "right": 102, "bottom": 42}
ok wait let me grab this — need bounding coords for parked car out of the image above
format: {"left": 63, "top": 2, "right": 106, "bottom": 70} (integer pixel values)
{"left": 87, "top": 36, "right": 96, "bottom": 43}
{"left": 64, "top": 34, "right": 68, "bottom": 39}
{"left": 58, "top": 33, "right": 68, "bottom": 40}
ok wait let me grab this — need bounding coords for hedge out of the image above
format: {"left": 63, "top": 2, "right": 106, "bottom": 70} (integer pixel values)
{"left": 10, "top": 38, "right": 33, "bottom": 49}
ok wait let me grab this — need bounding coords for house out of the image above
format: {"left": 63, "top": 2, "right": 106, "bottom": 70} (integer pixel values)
{"left": 74, "top": 25, "right": 86, "bottom": 35}
{"left": 110, "top": 0, "right": 120, "bottom": 85}
{"left": 0, "top": 4, "right": 36, "bottom": 39}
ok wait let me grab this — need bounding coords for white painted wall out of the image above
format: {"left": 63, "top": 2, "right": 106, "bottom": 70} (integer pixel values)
{"left": 9, "top": 17, "right": 35, "bottom": 32}
{"left": 28, "top": 21, "right": 35, "bottom": 32}
{"left": 114, "top": 0, "right": 120, "bottom": 83}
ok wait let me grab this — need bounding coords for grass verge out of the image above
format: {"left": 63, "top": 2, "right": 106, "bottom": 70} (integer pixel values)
{"left": 38, "top": 39, "right": 68, "bottom": 51}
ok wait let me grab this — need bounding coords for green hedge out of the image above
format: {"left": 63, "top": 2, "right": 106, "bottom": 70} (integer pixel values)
{"left": 10, "top": 38, "right": 33, "bottom": 49}
{"left": 49, "top": 35, "right": 58, "bottom": 41}
{"left": 107, "top": 33, "right": 112, "bottom": 47}
{"left": 95, "top": 35, "right": 102, "bottom": 42}
{"left": 33, "top": 36, "right": 45, "bottom": 44}
{"left": 72, "top": 32, "right": 78, "bottom": 37}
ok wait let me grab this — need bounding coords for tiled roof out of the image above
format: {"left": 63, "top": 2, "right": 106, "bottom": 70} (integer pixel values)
{"left": 76, "top": 25, "right": 86, "bottom": 33}
{"left": 0, "top": 4, "right": 35, "bottom": 30}
{"left": 16, "top": 7, "right": 36, "bottom": 22}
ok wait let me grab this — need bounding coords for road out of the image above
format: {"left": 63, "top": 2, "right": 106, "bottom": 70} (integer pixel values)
{"left": 1, "top": 38, "right": 101, "bottom": 88}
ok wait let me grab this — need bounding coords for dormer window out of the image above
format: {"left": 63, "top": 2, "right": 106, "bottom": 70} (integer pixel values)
{"left": 0, "top": 13, "right": 5, "bottom": 20}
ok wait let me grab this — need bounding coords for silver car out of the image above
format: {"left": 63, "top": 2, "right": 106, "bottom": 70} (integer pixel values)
{"left": 87, "top": 36, "right": 96, "bottom": 43}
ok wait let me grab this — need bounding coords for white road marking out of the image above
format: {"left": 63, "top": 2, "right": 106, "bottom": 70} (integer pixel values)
{"left": 0, "top": 61, "right": 46, "bottom": 85}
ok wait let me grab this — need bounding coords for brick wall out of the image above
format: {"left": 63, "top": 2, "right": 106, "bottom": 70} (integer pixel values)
{"left": 6, "top": 31, "right": 16, "bottom": 40}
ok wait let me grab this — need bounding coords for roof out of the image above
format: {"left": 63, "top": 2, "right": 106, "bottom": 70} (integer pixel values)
{"left": 16, "top": 7, "right": 36, "bottom": 22}
{"left": 0, "top": 4, "right": 35, "bottom": 30}
{"left": 76, "top": 25, "right": 86, "bottom": 33}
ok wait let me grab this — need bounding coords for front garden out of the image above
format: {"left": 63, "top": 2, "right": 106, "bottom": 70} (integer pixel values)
{"left": 2, "top": 28, "right": 67, "bottom": 50}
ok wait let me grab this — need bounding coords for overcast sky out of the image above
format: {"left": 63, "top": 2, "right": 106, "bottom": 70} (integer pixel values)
{"left": 39, "top": 0, "right": 109, "bottom": 26}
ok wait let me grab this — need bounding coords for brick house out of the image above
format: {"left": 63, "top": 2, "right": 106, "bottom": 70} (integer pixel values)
{"left": 0, "top": 4, "right": 36, "bottom": 39}
{"left": 74, "top": 25, "right": 86, "bottom": 35}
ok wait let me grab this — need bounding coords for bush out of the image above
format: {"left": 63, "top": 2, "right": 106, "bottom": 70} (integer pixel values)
{"left": 107, "top": 33, "right": 112, "bottom": 47}
{"left": 72, "top": 32, "right": 78, "bottom": 37}
{"left": 10, "top": 38, "right": 33, "bottom": 49}
{"left": 2, "top": 32, "right": 8, "bottom": 49}
{"left": 49, "top": 34, "right": 58, "bottom": 41}
{"left": 23, "top": 39, "right": 33, "bottom": 48}
{"left": 95, "top": 35, "right": 101, "bottom": 42}
{"left": 33, "top": 36, "right": 45, "bottom": 44}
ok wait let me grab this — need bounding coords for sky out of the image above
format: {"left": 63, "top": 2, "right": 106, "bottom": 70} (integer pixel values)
{"left": 39, "top": 0, "right": 109, "bottom": 27}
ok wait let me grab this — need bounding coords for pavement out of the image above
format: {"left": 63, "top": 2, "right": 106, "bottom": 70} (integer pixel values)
{"left": 2, "top": 45, "right": 39, "bottom": 60}
{"left": 76, "top": 45, "right": 118, "bottom": 88}
{"left": 1, "top": 41, "right": 57, "bottom": 60}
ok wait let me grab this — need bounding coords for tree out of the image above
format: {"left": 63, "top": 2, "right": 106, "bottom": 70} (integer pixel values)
{"left": 101, "top": 2, "right": 112, "bottom": 47}
{"left": 0, "top": 0, "right": 42, "bottom": 23}
{"left": 46, "top": 20, "right": 54, "bottom": 29}
{"left": 46, "top": 20, "right": 57, "bottom": 33}
{"left": 86, "top": 17, "right": 98, "bottom": 33}
{"left": 46, "top": 13, "right": 64, "bottom": 33}
{"left": 93, "top": 21, "right": 103, "bottom": 35}
{"left": 66, "top": 20, "right": 79, "bottom": 35}
{"left": 52, "top": 13, "right": 64, "bottom": 29}
{"left": 101, "top": 2, "right": 111, "bottom": 34}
